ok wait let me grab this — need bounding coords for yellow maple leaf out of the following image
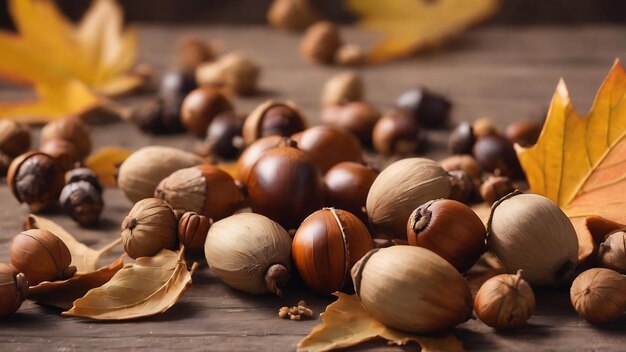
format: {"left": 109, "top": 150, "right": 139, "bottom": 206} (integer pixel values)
{"left": 298, "top": 293, "right": 463, "bottom": 352}
{"left": 85, "top": 147, "right": 132, "bottom": 188}
{"left": 0, "top": 0, "right": 141, "bottom": 122}
{"left": 517, "top": 59, "right": 626, "bottom": 263}
{"left": 347, "top": 0, "right": 500, "bottom": 63}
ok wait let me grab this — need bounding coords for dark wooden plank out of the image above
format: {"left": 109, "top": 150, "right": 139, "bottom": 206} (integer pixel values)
{"left": 0, "top": 25, "right": 625, "bottom": 351}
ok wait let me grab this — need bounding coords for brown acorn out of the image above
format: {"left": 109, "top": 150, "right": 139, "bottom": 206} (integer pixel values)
{"left": 292, "top": 125, "right": 363, "bottom": 173}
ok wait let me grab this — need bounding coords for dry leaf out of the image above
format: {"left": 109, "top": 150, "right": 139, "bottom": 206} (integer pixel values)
{"left": 25, "top": 215, "right": 121, "bottom": 273}
{"left": 63, "top": 249, "right": 198, "bottom": 320}
{"left": 348, "top": 0, "right": 499, "bottom": 63}
{"left": 298, "top": 293, "right": 463, "bottom": 352}
{"left": 517, "top": 59, "right": 626, "bottom": 263}
{"left": 28, "top": 255, "right": 125, "bottom": 310}
{"left": 0, "top": 0, "right": 140, "bottom": 122}
{"left": 85, "top": 147, "right": 132, "bottom": 187}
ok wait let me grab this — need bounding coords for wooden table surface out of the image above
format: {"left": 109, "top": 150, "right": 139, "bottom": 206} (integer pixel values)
{"left": 0, "top": 25, "right": 625, "bottom": 351}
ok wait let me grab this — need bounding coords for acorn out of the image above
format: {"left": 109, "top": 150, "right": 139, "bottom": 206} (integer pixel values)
{"left": 292, "top": 125, "right": 363, "bottom": 173}
{"left": 242, "top": 101, "right": 307, "bottom": 146}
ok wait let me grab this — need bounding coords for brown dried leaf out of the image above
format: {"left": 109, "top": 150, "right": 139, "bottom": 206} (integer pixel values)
{"left": 26, "top": 215, "right": 121, "bottom": 273}
{"left": 85, "top": 147, "right": 132, "bottom": 187}
{"left": 28, "top": 255, "right": 125, "bottom": 310}
{"left": 298, "top": 293, "right": 463, "bottom": 352}
{"left": 63, "top": 249, "right": 198, "bottom": 320}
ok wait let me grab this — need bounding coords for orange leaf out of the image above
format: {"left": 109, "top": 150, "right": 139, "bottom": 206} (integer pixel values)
{"left": 0, "top": 0, "right": 140, "bottom": 122}
{"left": 517, "top": 59, "right": 626, "bottom": 263}
{"left": 28, "top": 255, "right": 125, "bottom": 310}
{"left": 347, "top": 0, "right": 500, "bottom": 63}
{"left": 298, "top": 293, "right": 463, "bottom": 352}
{"left": 85, "top": 147, "right": 132, "bottom": 187}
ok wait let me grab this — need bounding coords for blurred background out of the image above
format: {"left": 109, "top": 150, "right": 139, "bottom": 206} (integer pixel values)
{"left": 1, "top": 0, "right": 626, "bottom": 27}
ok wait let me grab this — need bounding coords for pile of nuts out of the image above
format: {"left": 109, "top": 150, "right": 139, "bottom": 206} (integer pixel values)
{"left": 278, "top": 300, "right": 314, "bottom": 321}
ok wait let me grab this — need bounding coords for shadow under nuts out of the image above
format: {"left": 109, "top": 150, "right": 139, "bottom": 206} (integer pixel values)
{"left": 407, "top": 199, "right": 486, "bottom": 273}
{"left": 570, "top": 268, "right": 626, "bottom": 324}
{"left": 121, "top": 198, "right": 178, "bottom": 259}
{"left": 0, "top": 263, "right": 28, "bottom": 318}
{"left": 487, "top": 191, "right": 579, "bottom": 286}
{"left": 474, "top": 270, "right": 535, "bottom": 330}
{"left": 292, "top": 208, "right": 373, "bottom": 295}
{"left": 246, "top": 146, "right": 324, "bottom": 230}
{"left": 352, "top": 246, "right": 473, "bottom": 334}
{"left": 205, "top": 213, "right": 292, "bottom": 296}
{"left": 155, "top": 164, "right": 244, "bottom": 222}
{"left": 366, "top": 158, "right": 451, "bottom": 239}
{"left": 10, "top": 229, "right": 77, "bottom": 285}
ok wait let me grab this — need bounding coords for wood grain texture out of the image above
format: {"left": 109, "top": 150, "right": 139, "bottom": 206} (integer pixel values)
{"left": 0, "top": 25, "right": 625, "bottom": 351}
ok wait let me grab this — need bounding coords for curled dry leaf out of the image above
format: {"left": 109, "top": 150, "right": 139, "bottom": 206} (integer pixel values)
{"left": 25, "top": 215, "right": 122, "bottom": 273}
{"left": 517, "top": 60, "right": 626, "bottom": 265}
{"left": 85, "top": 147, "right": 132, "bottom": 187}
{"left": 348, "top": 0, "right": 499, "bottom": 63}
{"left": 63, "top": 249, "right": 198, "bottom": 320}
{"left": 298, "top": 293, "right": 462, "bottom": 352}
{"left": 28, "top": 255, "right": 125, "bottom": 310}
{"left": 0, "top": 0, "right": 141, "bottom": 122}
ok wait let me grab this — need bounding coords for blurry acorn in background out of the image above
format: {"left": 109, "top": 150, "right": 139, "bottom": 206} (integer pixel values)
{"left": 40, "top": 116, "right": 92, "bottom": 159}
{"left": 372, "top": 110, "right": 420, "bottom": 157}
{"left": 0, "top": 120, "right": 31, "bottom": 158}
{"left": 180, "top": 86, "right": 234, "bottom": 136}
{"left": 505, "top": 120, "right": 541, "bottom": 147}
{"left": 320, "top": 71, "right": 363, "bottom": 106}
{"left": 242, "top": 101, "right": 307, "bottom": 146}
{"left": 395, "top": 87, "right": 451, "bottom": 129}
{"left": 321, "top": 102, "right": 380, "bottom": 145}
{"left": 196, "top": 111, "right": 245, "bottom": 160}
{"left": 473, "top": 117, "right": 500, "bottom": 139}
{"left": 60, "top": 168, "right": 104, "bottom": 227}
{"left": 40, "top": 138, "right": 81, "bottom": 172}
{"left": 598, "top": 230, "right": 626, "bottom": 274}
{"left": 448, "top": 122, "right": 475, "bottom": 155}
{"left": 196, "top": 52, "right": 260, "bottom": 95}
{"left": 473, "top": 135, "right": 522, "bottom": 178}
{"left": 176, "top": 36, "right": 215, "bottom": 73}
{"left": 440, "top": 154, "right": 483, "bottom": 183}
{"left": 292, "top": 125, "right": 363, "bottom": 173}
{"left": 301, "top": 21, "right": 342, "bottom": 64}
{"left": 267, "top": 0, "right": 319, "bottom": 32}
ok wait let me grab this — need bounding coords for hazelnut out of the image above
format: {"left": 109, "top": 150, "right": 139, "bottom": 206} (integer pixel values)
{"left": 10, "top": 229, "right": 77, "bottom": 285}
{"left": 396, "top": 88, "right": 452, "bottom": 129}
{"left": 121, "top": 198, "right": 178, "bottom": 259}
{"left": 0, "top": 120, "right": 31, "bottom": 158}
{"left": 598, "top": 230, "right": 626, "bottom": 274}
{"left": 176, "top": 36, "right": 215, "bottom": 73}
{"left": 334, "top": 44, "right": 366, "bottom": 66}
{"left": 267, "top": 0, "right": 319, "bottom": 32}
{"left": 480, "top": 175, "right": 514, "bottom": 205}
{"left": 473, "top": 135, "right": 522, "bottom": 178}
{"left": 196, "top": 111, "right": 245, "bottom": 160}
{"left": 242, "top": 101, "right": 307, "bottom": 146}
{"left": 505, "top": 120, "right": 541, "bottom": 147}
{"left": 440, "top": 155, "right": 483, "bottom": 182}
{"left": 178, "top": 211, "right": 212, "bottom": 254}
{"left": 448, "top": 122, "right": 475, "bottom": 155}
{"left": 570, "top": 268, "right": 626, "bottom": 324}
{"left": 7, "top": 152, "right": 65, "bottom": 212}
{"left": 0, "top": 263, "right": 28, "bottom": 318}
{"left": 448, "top": 170, "right": 475, "bottom": 203}
{"left": 324, "top": 162, "right": 378, "bottom": 224}
{"left": 473, "top": 117, "right": 499, "bottom": 138}
{"left": 180, "top": 86, "right": 234, "bottom": 136}
{"left": 291, "top": 125, "right": 363, "bottom": 173}
{"left": 372, "top": 110, "right": 420, "bottom": 156}
{"left": 321, "top": 71, "right": 363, "bottom": 106}
{"left": 40, "top": 117, "right": 92, "bottom": 159}
{"left": 60, "top": 181, "right": 104, "bottom": 227}
{"left": 407, "top": 199, "right": 486, "bottom": 272}
{"left": 475, "top": 270, "right": 535, "bottom": 330}
{"left": 300, "top": 21, "right": 342, "bottom": 64}
{"left": 196, "top": 52, "right": 260, "bottom": 95}
{"left": 321, "top": 102, "right": 380, "bottom": 145}
{"left": 40, "top": 138, "right": 80, "bottom": 172}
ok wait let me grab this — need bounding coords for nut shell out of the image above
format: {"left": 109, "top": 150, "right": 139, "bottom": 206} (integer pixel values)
{"left": 178, "top": 212, "right": 212, "bottom": 253}
{"left": 292, "top": 125, "right": 363, "bottom": 173}
{"left": 321, "top": 102, "right": 380, "bottom": 145}
{"left": 0, "top": 120, "right": 31, "bottom": 157}
{"left": 473, "top": 135, "right": 522, "bottom": 178}
{"left": 292, "top": 208, "right": 373, "bottom": 295}
{"left": 235, "top": 135, "right": 290, "bottom": 184}
{"left": 474, "top": 270, "right": 535, "bottom": 329}
{"left": 40, "top": 116, "right": 91, "bottom": 159}
{"left": 366, "top": 158, "right": 451, "bottom": 239}
{"left": 196, "top": 53, "right": 260, "bottom": 95}
{"left": 598, "top": 230, "right": 626, "bottom": 274}
{"left": 487, "top": 191, "right": 579, "bottom": 286}
{"left": 570, "top": 268, "right": 626, "bottom": 324}
{"left": 352, "top": 246, "right": 473, "bottom": 334}
{"left": 10, "top": 229, "right": 76, "bottom": 285}
{"left": 7, "top": 151, "right": 65, "bottom": 212}
{"left": 324, "top": 162, "right": 378, "bottom": 224}
{"left": 60, "top": 181, "right": 104, "bottom": 226}
{"left": 407, "top": 199, "right": 486, "bottom": 272}
{"left": 320, "top": 71, "right": 363, "bottom": 106}
{"left": 40, "top": 138, "right": 80, "bottom": 172}
{"left": 155, "top": 165, "right": 244, "bottom": 221}
{"left": 117, "top": 146, "right": 204, "bottom": 203}
{"left": 0, "top": 263, "right": 28, "bottom": 317}
{"left": 242, "top": 101, "right": 307, "bottom": 146}
{"left": 180, "top": 86, "right": 234, "bottom": 136}
{"left": 372, "top": 110, "right": 419, "bottom": 156}
{"left": 120, "top": 198, "right": 178, "bottom": 259}
{"left": 300, "top": 21, "right": 341, "bottom": 64}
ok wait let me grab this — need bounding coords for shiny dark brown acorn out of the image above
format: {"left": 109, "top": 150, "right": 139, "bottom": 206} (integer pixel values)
{"left": 505, "top": 120, "right": 541, "bottom": 147}
{"left": 292, "top": 125, "right": 363, "bottom": 173}
{"left": 292, "top": 208, "right": 373, "bottom": 295}
{"left": 407, "top": 199, "right": 486, "bottom": 272}
{"left": 197, "top": 111, "right": 245, "bottom": 160}
{"left": 448, "top": 122, "right": 475, "bottom": 155}
{"left": 473, "top": 135, "right": 522, "bottom": 178}
{"left": 324, "top": 162, "right": 378, "bottom": 224}
{"left": 372, "top": 110, "right": 420, "bottom": 156}
{"left": 246, "top": 145, "right": 324, "bottom": 230}
{"left": 234, "top": 135, "right": 291, "bottom": 184}
{"left": 60, "top": 172, "right": 104, "bottom": 227}
{"left": 180, "top": 86, "right": 234, "bottom": 136}
{"left": 396, "top": 88, "right": 452, "bottom": 129}
{"left": 321, "top": 102, "right": 381, "bottom": 145}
